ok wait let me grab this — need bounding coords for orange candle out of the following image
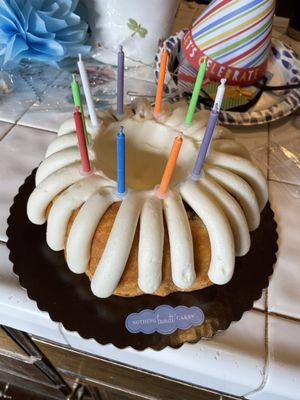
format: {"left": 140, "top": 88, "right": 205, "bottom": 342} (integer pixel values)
{"left": 154, "top": 50, "right": 168, "bottom": 116}
{"left": 158, "top": 133, "right": 183, "bottom": 197}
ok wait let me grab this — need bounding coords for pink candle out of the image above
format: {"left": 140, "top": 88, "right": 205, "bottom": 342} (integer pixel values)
{"left": 73, "top": 106, "right": 92, "bottom": 174}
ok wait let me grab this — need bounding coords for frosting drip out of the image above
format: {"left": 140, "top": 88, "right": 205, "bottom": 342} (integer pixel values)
{"left": 138, "top": 196, "right": 164, "bottom": 293}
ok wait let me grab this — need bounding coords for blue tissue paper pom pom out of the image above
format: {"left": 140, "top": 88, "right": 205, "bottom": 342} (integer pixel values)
{"left": 0, "top": 0, "right": 90, "bottom": 67}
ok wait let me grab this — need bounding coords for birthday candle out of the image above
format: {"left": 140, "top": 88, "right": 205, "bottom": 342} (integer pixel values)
{"left": 192, "top": 79, "right": 226, "bottom": 178}
{"left": 77, "top": 54, "right": 99, "bottom": 128}
{"left": 154, "top": 50, "right": 168, "bottom": 116}
{"left": 117, "top": 45, "right": 124, "bottom": 116}
{"left": 117, "top": 127, "right": 126, "bottom": 195}
{"left": 71, "top": 74, "right": 89, "bottom": 145}
{"left": 185, "top": 57, "right": 207, "bottom": 125}
{"left": 214, "top": 78, "right": 226, "bottom": 112}
{"left": 157, "top": 133, "right": 183, "bottom": 197}
{"left": 73, "top": 106, "right": 92, "bottom": 175}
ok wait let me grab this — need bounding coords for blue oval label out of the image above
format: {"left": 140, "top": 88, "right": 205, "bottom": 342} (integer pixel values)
{"left": 125, "top": 305, "right": 205, "bottom": 335}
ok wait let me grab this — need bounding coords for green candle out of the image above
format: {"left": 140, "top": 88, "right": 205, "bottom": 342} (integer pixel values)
{"left": 185, "top": 58, "right": 207, "bottom": 126}
{"left": 71, "top": 74, "right": 89, "bottom": 145}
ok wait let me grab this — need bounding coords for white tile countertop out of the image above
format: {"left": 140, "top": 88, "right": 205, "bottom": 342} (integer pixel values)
{"left": 0, "top": 7, "right": 300, "bottom": 400}
{"left": 1, "top": 90, "right": 300, "bottom": 400}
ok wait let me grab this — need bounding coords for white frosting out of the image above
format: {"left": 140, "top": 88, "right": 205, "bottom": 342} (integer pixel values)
{"left": 66, "top": 190, "right": 115, "bottom": 274}
{"left": 47, "top": 175, "right": 108, "bottom": 251}
{"left": 58, "top": 118, "right": 103, "bottom": 138}
{"left": 131, "top": 99, "right": 154, "bottom": 121}
{"left": 46, "top": 133, "right": 78, "bottom": 157}
{"left": 205, "top": 165, "right": 260, "bottom": 231}
{"left": 36, "top": 147, "right": 81, "bottom": 185}
{"left": 200, "top": 174, "right": 250, "bottom": 256}
{"left": 138, "top": 195, "right": 164, "bottom": 293}
{"left": 180, "top": 180, "right": 235, "bottom": 285}
{"left": 27, "top": 101, "right": 269, "bottom": 297}
{"left": 164, "top": 192, "right": 195, "bottom": 289}
{"left": 27, "top": 163, "right": 83, "bottom": 225}
{"left": 91, "top": 193, "right": 143, "bottom": 298}
{"left": 207, "top": 151, "right": 268, "bottom": 211}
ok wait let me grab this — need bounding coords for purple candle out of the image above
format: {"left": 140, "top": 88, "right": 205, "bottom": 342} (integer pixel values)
{"left": 191, "top": 108, "right": 219, "bottom": 178}
{"left": 117, "top": 45, "right": 124, "bottom": 115}
{"left": 191, "top": 78, "right": 226, "bottom": 178}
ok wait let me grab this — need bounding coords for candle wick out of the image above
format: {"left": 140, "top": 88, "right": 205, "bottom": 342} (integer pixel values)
{"left": 118, "top": 126, "right": 124, "bottom": 136}
{"left": 214, "top": 103, "right": 219, "bottom": 112}
{"left": 199, "top": 56, "right": 207, "bottom": 65}
{"left": 74, "top": 105, "right": 80, "bottom": 112}
{"left": 118, "top": 45, "right": 123, "bottom": 52}
{"left": 176, "top": 132, "right": 183, "bottom": 141}
{"left": 72, "top": 73, "right": 77, "bottom": 82}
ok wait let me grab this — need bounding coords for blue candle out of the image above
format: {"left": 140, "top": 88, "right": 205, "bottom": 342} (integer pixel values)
{"left": 117, "top": 126, "right": 125, "bottom": 195}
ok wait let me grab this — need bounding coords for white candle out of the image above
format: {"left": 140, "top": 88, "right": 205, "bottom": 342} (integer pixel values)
{"left": 213, "top": 78, "right": 226, "bottom": 111}
{"left": 77, "top": 54, "right": 99, "bottom": 128}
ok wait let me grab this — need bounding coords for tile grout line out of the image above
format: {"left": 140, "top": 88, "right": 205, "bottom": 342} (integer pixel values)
{"left": 8, "top": 68, "right": 63, "bottom": 129}
{"left": 58, "top": 324, "right": 72, "bottom": 348}
{"left": 268, "top": 178, "right": 300, "bottom": 188}
{"left": 268, "top": 311, "right": 300, "bottom": 324}
{"left": 244, "top": 120, "right": 300, "bottom": 394}
{"left": 13, "top": 99, "right": 41, "bottom": 127}
{"left": 246, "top": 123, "right": 271, "bottom": 397}
{"left": 14, "top": 69, "right": 73, "bottom": 133}
{"left": 249, "top": 308, "right": 300, "bottom": 324}
{"left": 0, "top": 101, "right": 36, "bottom": 128}
{"left": 242, "top": 123, "right": 271, "bottom": 399}
{"left": 0, "top": 123, "right": 17, "bottom": 142}
{"left": 16, "top": 122, "right": 57, "bottom": 134}
{"left": 252, "top": 308, "right": 266, "bottom": 315}
{"left": 242, "top": 309, "right": 270, "bottom": 399}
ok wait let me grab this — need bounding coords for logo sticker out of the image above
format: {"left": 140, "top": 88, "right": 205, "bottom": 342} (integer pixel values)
{"left": 125, "top": 305, "right": 205, "bottom": 335}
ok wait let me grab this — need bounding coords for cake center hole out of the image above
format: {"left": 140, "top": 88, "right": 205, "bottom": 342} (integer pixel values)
{"left": 94, "top": 119, "right": 190, "bottom": 191}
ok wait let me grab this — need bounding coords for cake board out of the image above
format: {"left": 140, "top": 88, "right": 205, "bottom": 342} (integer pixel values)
{"left": 7, "top": 170, "right": 278, "bottom": 350}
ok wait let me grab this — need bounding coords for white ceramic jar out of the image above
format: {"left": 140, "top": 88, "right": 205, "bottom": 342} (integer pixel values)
{"left": 84, "top": 0, "right": 180, "bottom": 66}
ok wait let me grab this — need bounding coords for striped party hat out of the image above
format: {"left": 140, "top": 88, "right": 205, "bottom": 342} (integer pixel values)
{"left": 180, "top": 0, "right": 275, "bottom": 86}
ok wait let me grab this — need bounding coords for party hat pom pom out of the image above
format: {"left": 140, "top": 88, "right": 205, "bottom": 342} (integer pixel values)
{"left": 0, "top": 0, "right": 90, "bottom": 67}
